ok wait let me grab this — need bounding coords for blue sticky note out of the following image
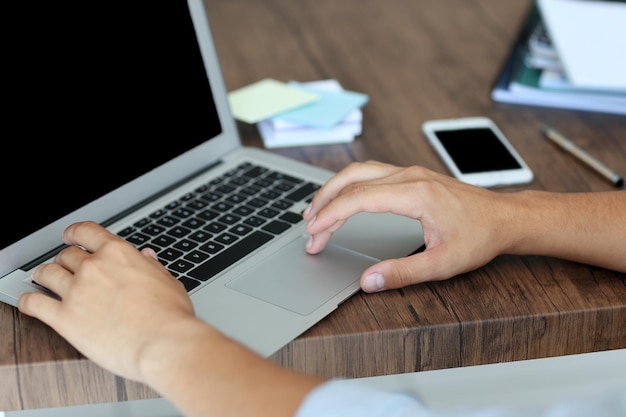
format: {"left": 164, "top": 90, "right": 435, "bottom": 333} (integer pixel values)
{"left": 274, "top": 82, "right": 369, "bottom": 128}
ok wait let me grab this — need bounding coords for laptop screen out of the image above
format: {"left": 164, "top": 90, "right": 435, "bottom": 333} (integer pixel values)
{"left": 4, "top": 1, "right": 222, "bottom": 250}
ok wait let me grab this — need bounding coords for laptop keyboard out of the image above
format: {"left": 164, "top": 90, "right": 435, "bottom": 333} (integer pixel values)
{"left": 117, "top": 162, "right": 320, "bottom": 292}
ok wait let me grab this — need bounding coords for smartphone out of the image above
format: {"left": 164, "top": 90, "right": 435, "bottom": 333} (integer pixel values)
{"left": 422, "top": 117, "right": 534, "bottom": 187}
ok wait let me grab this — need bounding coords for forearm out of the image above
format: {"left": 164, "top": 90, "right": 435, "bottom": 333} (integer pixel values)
{"left": 504, "top": 190, "right": 626, "bottom": 272}
{"left": 138, "top": 318, "right": 324, "bottom": 417}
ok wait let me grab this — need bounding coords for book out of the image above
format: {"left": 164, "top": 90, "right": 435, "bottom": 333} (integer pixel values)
{"left": 491, "top": 1, "right": 626, "bottom": 115}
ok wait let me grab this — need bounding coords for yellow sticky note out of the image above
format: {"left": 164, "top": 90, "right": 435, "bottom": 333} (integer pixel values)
{"left": 228, "top": 78, "right": 319, "bottom": 124}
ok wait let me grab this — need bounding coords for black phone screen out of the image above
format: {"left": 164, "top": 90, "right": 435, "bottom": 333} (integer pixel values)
{"left": 435, "top": 128, "right": 522, "bottom": 173}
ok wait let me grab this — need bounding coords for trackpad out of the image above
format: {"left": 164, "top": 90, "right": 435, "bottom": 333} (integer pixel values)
{"left": 226, "top": 236, "right": 377, "bottom": 316}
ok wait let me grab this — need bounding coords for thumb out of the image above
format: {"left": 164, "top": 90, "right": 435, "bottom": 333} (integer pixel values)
{"left": 359, "top": 247, "right": 456, "bottom": 292}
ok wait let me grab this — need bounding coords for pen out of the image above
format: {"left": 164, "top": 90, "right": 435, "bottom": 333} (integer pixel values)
{"left": 542, "top": 125, "right": 624, "bottom": 188}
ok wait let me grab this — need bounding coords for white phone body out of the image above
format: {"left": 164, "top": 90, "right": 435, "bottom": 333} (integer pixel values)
{"left": 422, "top": 117, "right": 534, "bottom": 187}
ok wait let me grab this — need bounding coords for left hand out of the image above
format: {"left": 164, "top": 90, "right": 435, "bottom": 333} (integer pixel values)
{"left": 18, "top": 221, "right": 197, "bottom": 382}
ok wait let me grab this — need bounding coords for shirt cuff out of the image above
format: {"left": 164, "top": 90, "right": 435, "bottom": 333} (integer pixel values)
{"left": 294, "top": 378, "right": 429, "bottom": 417}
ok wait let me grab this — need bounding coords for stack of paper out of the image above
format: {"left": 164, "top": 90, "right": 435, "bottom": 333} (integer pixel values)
{"left": 228, "top": 78, "right": 369, "bottom": 148}
{"left": 491, "top": 0, "right": 626, "bottom": 115}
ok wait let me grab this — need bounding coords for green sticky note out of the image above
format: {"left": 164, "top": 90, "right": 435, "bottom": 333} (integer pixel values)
{"left": 227, "top": 78, "right": 319, "bottom": 124}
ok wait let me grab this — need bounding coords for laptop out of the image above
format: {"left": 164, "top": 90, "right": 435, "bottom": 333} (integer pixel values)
{"left": 1, "top": 0, "right": 423, "bottom": 359}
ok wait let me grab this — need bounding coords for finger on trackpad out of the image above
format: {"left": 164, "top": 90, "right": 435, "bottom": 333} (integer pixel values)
{"left": 225, "top": 236, "right": 377, "bottom": 316}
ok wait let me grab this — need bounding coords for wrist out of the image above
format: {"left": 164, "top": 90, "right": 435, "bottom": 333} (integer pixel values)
{"left": 136, "top": 317, "right": 218, "bottom": 387}
{"left": 502, "top": 190, "right": 557, "bottom": 256}
{"left": 135, "top": 316, "right": 323, "bottom": 417}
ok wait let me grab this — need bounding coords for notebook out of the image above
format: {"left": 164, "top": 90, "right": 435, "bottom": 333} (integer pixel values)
{"left": 1, "top": 0, "right": 423, "bottom": 359}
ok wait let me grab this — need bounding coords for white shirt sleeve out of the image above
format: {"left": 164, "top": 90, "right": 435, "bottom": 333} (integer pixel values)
{"left": 294, "top": 379, "right": 626, "bottom": 417}
{"left": 294, "top": 379, "right": 431, "bottom": 417}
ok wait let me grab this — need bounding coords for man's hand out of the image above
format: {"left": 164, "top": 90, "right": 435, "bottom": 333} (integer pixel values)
{"left": 303, "top": 161, "right": 512, "bottom": 292}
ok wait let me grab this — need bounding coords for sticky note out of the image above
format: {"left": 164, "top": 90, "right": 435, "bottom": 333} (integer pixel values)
{"left": 273, "top": 81, "right": 369, "bottom": 128}
{"left": 227, "top": 78, "right": 319, "bottom": 124}
{"left": 257, "top": 79, "right": 364, "bottom": 148}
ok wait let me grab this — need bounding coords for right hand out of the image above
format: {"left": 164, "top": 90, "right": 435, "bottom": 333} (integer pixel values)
{"left": 303, "top": 161, "right": 515, "bottom": 292}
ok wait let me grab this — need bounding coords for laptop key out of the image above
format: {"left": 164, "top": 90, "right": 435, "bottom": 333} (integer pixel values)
{"left": 262, "top": 220, "right": 291, "bottom": 235}
{"left": 243, "top": 216, "right": 266, "bottom": 227}
{"left": 178, "top": 276, "right": 202, "bottom": 292}
{"left": 205, "top": 222, "right": 227, "bottom": 234}
{"left": 279, "top": 211, "right": 302, "bottom": 224}
{"left": 127, "top": 232, "right": 150, "bottom": 246}
{"left": 214, "top": 232, "right": 239, "bottom": 245}
{"left": 168, "top": 226, "right": 192, "bottom": 238}
{"left": 117, "top": 226, "right": 135, "bottom": 237}
{"left": 173, "top": 239, "right": 198, "bottom": 252}
{"left": 284, "top": 182, "right": 320, "bottom": 202}
{"left": 266, "top": 171, "right": 304, "bottom": 184}
{"left": 169, "top": 259, "right": 195, "bottom": 274}
{"left": 153, "top": 234, "right": 176, "bottom": 247}
{"left": 198, "top": 241, "right": 224, "bottom": 254}
{"left": 184, "top": 250, "right": 210, "bottom": 264}
{"left": 160, "top": 247, "right": 183, "bottom": 261}
{"left": 188, "top": 231, "right": 274, "bottom": 281}
{"left": 157, "top": 216, "right": 180, "bottom": 227}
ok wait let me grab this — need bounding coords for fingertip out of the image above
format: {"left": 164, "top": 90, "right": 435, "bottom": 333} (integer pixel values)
{"left": 361, "top": 272, "right": 385, "bottom": 292}
{"left": 360, "top": 257, "right": 426, "bottom": 292}
{"left": 140, "top": 247, "right": 159, "bottom": 261}
{"left": 17, "top": 292, "right": 31, "bottom": 313}
{"left": 304, "top": 235, "right": 321, "bottom": 254}
{"left": 304, "top": 232, "right": 333, "bottom": 255}
{"left": 18, "top": 292, "right": 48, "bottom": 317}
{"left": 305, "top": 235, "right": 314, "bottom": 250}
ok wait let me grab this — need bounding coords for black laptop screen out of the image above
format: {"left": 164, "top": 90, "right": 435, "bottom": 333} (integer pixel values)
{"left": 3, "top": 1, "right": 222, "bottom": 250}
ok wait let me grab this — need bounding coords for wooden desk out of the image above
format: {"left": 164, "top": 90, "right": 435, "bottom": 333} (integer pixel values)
{"left": 2, "top": 0, "right": 625, "bottom": 411}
